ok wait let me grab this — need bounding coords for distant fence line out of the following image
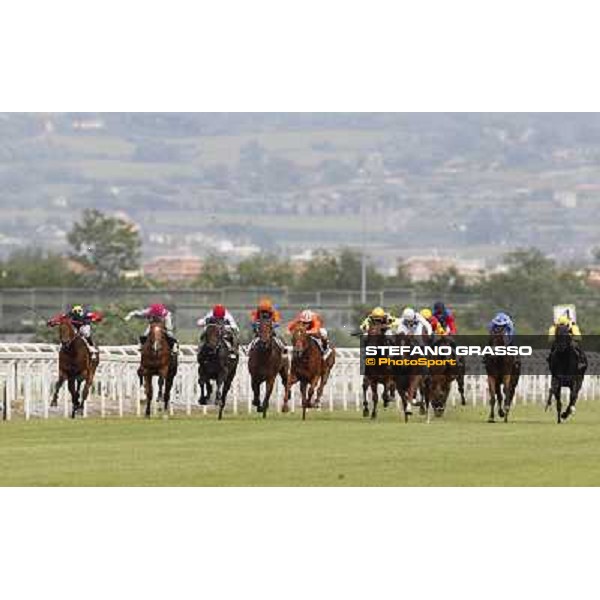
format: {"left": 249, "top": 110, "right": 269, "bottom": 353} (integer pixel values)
{"left": 0, "top": 287, "right": 479, "bottom": 332}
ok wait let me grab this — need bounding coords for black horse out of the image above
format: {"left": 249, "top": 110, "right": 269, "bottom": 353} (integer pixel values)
{"left": 197, "top": 322, "right": 239, "bottom": 420}
{"left": 361, "top": 323, "right": 396, "bottom": 420}
{"left": 546, "top": 324, "right": 586, "bottom": 424}
{"left": 485, "top": 328, "right": 520, "bottom": 423}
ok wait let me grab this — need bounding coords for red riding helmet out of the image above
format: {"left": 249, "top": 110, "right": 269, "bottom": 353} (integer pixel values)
{"left": 149, "top": 303, "right": 167, "bottom": 318}
{"left": 213, "top": 304, "right": 226, "bottom": 319}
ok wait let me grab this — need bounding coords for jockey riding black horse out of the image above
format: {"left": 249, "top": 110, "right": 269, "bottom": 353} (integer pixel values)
{"left": 197, "top": 320, "right": 239, "bottom": 420}
{"left": 546, "top": 323, "right": 587, "bottom": 424}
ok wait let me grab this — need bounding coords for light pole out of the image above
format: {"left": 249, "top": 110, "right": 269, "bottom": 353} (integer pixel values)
{"left": 360, "top": 194, "right": 367, "bottom": 304}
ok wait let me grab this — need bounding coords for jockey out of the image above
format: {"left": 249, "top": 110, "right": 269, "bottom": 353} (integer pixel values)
{"left": 360, "top": 306, "right": 398, "bottom": 335}
{"left": 420, "top": 308, "right": 446, "bottom": 336}
{"left": 47, "top": 304, "right": 103, "bottom": 358}
{"left": 432, "top": 301, "right": 457, "bottom": 335}
{"left": 250, "top": 297, "right": 286, "bottom": 353}
{"left": 287, "top": 309, "right": 331, "bottom": 358}
{"left": 197, "top": 303, "right": 239, "bottom": 357}
{"left": 548, "top": 314, "right": 587, "bottom": 369}
{"left": 487, "top": 312, "right": 516, "bottom": 342}
{"left": 548, "top": 314, "right": 582, "bottom": 340}
{"left": 125, "top": 303, "right": 178, "bottom": 353}
{"left": 396, "top": 307, "right": 432, "bottom": 338}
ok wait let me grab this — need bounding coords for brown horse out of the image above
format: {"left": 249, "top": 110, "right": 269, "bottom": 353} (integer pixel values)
{"left": 485, "top": 329, "right": 520, "bottom": 423}
{"left": 423, "top": 337, "right": 463, "bottom": 421}
{"left": 247, "top": 319, "right": 288, "bottom": 418}
{"left": 361, "top": 322, "right": 396, "bottom": 419}
{"left": 50, "top": 318, "right": 98, "bottom": 418}
{"left": 283, "top": 323, "right": 336, "bottom": 420}
{"left": 140, "top": 321, "right": 177, "bottom": 418}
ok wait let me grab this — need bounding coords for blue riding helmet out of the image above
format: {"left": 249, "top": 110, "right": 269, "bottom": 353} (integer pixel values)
{"left": 491, "top": 312, "right": 510, "bottom": 327}
{"left": 433, "top": 301, "right": 445, "bottom": 314}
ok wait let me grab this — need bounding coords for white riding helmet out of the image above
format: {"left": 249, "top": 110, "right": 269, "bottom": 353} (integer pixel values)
{"left": 300, "top": 309, "right": 314, "bottom": 322}
{"left": 402, "top": 307, "right": 416, "bottom": 322}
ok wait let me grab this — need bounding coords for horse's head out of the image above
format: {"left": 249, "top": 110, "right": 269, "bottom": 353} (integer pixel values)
{"left": 148, "top": 321, "right": 166, "bottom": 354}
{"left": 258, "top": 319, "right": 273, "bottom": 345}
{"left": 367, "top": 321, "right": 385, "bottom": 337}
{"left": 490, "top": 326, "right": 508, "bottom": 346}
{"left": 555, "top": 323, "right": 573, "bottom": 351}
{"left": 428, "top": 375, "right": 450, "bottom": 417}
{"left": 205, "top": 322, "right": 224, "bottom": 349}
{"left": 291, "top": 323, "right": 310, "bottom": 357}
{"left": 58, "top": 317, "right": 76, "bottom": 346}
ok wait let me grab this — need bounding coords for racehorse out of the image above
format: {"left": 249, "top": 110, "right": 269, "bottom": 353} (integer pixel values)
{"left": 140, "top": 320, "right": 177, "bottom": 418}
{"left": 546, "top": 324, "right": 586, "bottom": 423}
{"left": 485, "top": 328, "right": 520, "bottom": 423}
{"left": 393, "top": 333, "right": 424, "bottom": 423}
{"left": 361, "top": 322, "right": 395, "bottom": 419}
{"left": 50, "top": 317, "right": 98, "bottom": 418}
{"left": 247, "top": 319, "right": 289, "bottom": 418}
{"left": 283, "top": 322, "right": 336, "bottom": 420}
{"left": 197, "top": 322, "right": 238, "bottom": 420}
{"left": 423, "top": 337, "right": 462, "bottom": 422}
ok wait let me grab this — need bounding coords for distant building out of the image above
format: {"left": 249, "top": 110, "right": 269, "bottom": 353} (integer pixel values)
{"left": 401, "top": 256, "right": 485, "bottom": 283}
{"left": 143, "top": 256, "right": 203, "bottom": 282}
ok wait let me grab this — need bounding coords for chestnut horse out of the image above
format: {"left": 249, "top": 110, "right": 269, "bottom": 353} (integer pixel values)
{"left": 247, "top": 319, "right": 288, "bottom": 418}
{"left": 50, "top": 317, "right": 98, "bottom": 418}
{"left": 283, "top": 323, "right": 336, "bottom": 420}
{"left": 140, "top": 321, "right": 177, "bottom": 418}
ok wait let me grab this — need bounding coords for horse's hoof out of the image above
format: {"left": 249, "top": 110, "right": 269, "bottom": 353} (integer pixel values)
{"left": 362, "top": 408, "right": 369, "bottom": 418}
{"left": 256, "top": 405, "right": 263, "bottom": 413}
{"left": 488, "top": 417, "right": 495, "bottom": 423}
{"left": 498, "top": 410, "right": 505, "bottom": 419}
{"left": 281, "top": 404, "right": 290, "bottom": 413}
{"left": 198, "top": 397, "right": 207, "bottom": 406}
{"left": 371, "top": 413, "right": 377, "bottom": 420}
{"left": 419, "top": 406, "right": 426, "bottom": 416}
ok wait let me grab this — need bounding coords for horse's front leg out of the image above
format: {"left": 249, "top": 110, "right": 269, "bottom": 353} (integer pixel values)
{"left": 79, "top": 374, "right": 93, "bottom": 416}
{"left": 300, "top": 379, "right": 309, "bottom": 420}
{"left": 51, "top": 374, "right": 66, "bottom": 407}
{"left": 162, "top": 370, "right": 173, "bottom": 414}
{"left": 262, "top": 376, "right": 276, "bottom": 419}
{"left": 371, "top": 382, "right": 379, "bottom": 419}
{"left": 487, "top": 376, "right": 497, "bottom": 422}
{"left": 362, "top": 377, "right": 370, "bottom": 418}
{"left": 251, "top": 379, "right": 262, "bottom": 411}
{"left": 68, "top": 378, "right": 78, "bottom": 419}
{"left": 283, "top": 372, "right": 297, "bottom": 413}
{"left": 562, "top": 383, "right": 578, "bottom": 421}
{"left": 144, "top": 374, "right": 153, "bottom": 418}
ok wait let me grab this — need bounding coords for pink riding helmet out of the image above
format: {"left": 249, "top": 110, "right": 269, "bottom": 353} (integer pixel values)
{"left": 148, "top": 303, "right": 167, "bottom": 318}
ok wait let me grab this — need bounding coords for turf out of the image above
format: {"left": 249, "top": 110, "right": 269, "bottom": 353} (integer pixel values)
{"left": 1, "top": 402, "right": 600, "bottom": 486}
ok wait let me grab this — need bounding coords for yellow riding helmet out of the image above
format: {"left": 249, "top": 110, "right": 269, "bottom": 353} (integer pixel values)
{"left": 557, "top": 315, "right": 570, "bottom": 326}
{"left": 420, "top": 308, "right": 432, "bottom": 320}
{"left": 71, "top": 305, "right": 84, "bottom": 316}
{"left": 370, "top": 307, "right": 386, "bottom": 319}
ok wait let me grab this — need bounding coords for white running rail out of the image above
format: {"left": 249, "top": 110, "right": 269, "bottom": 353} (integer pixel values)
{"left": 0, "top": 344, "right": 598, "bottom": 420}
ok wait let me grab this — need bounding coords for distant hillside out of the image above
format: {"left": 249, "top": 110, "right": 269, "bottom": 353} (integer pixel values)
{"left": 1, "top": 112, "right": 599, "bottom": 267}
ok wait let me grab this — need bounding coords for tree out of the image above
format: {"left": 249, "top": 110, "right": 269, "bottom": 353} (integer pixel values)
{"left": 236, "top": 254, "right": 295, "bottom": 288}
{"left": 0, "top": 249, "right": 80, "bottom": 288}
{"left": 194, "top": 253, "right": 232, "bottom": 288}
{"left": 67, "top": 209, "right": 142, "bottom": 287}
{"left": 477, "top": 248, "right": 587, "bottom": 332}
